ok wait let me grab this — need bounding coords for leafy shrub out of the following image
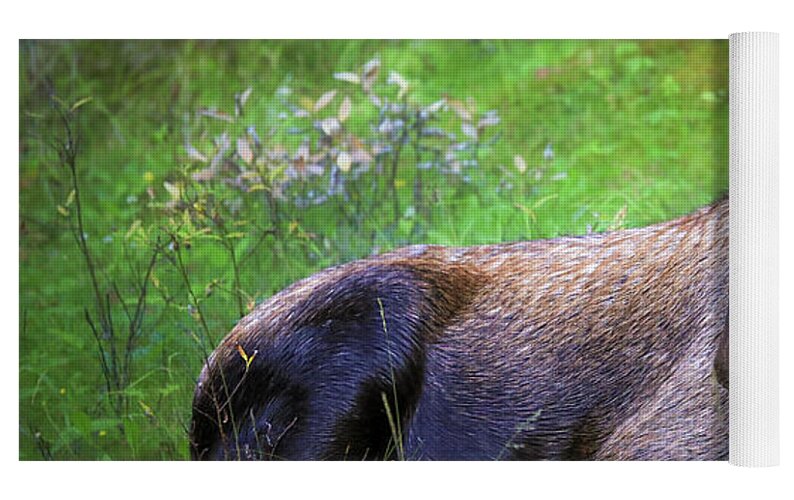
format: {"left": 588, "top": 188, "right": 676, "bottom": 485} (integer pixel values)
{"left": 176, "top": 57, "right": 512, "bottom": 256}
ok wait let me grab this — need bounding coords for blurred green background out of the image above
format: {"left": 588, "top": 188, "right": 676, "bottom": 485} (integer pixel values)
{"left": 18, "top": 40, "right": 727, "bottom": 460}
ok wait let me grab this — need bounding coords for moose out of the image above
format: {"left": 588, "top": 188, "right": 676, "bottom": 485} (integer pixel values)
{"left": 190, "top": 198, "right": 728, "bottom": 460}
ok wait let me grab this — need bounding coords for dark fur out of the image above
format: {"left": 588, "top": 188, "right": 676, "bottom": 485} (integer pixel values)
{"left": 190, "top": 199, "right": 728, "bottom": 460}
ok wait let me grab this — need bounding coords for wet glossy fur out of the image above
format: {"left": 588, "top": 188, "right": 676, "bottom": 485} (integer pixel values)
{"left": 190, "top": 199, "right": 728, "bottom": 460}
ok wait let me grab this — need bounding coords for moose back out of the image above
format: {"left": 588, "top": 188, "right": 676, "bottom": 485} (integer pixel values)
{"left": 190, "top": 199, "right": 728, "bottom": 460}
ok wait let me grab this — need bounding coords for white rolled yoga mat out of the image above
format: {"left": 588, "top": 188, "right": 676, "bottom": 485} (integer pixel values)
{"left": 729, "top": 31, "right": 779, "bottom": 467}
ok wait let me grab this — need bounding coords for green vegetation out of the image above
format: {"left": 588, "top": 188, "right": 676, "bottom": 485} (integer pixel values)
{"left": 18, "top": 40, "right": 728, "bottom": 460}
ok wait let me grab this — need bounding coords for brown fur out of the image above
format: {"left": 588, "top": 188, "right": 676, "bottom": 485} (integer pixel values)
{"left": 192, "top": 199, "right": 728, "bottom": 460}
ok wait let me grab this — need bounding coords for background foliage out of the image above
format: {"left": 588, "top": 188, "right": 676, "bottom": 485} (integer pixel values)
{"left": 19, "top": 40, "right": 727, "bottom": 460}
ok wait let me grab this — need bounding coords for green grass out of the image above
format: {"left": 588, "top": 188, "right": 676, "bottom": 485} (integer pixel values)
{"left": 18, "top": 40, "right": 728, "bottom": 460}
